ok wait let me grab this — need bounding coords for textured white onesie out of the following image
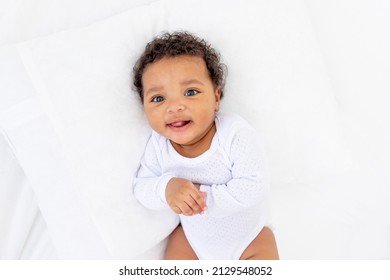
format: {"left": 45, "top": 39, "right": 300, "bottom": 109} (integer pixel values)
{"left": 133, "top": 112, "right": 269, "bottom": 260}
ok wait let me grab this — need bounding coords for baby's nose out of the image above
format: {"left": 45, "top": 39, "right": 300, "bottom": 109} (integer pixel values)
{"left": 166, "top": 99, "right": 186, "bottom": 113}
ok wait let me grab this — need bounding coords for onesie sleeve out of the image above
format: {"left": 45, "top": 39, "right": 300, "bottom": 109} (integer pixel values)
{"left": 133, "top": 135, "right": 175, "bottom": 210}
{"left": 199, "top": 125, "right": 269, "bottom": 218}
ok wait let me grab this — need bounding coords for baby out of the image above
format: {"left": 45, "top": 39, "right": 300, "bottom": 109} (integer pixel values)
{"left": 133, "top": 31, "right": 278, "bottom": 260}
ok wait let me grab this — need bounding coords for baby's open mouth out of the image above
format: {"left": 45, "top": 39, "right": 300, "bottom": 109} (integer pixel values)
{"left": 168, "top": 120, "right": 191, "bottom": 128}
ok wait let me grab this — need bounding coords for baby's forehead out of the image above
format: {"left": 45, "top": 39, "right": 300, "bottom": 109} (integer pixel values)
{"left": 144, "top": 55, "right": 208, "bottom": 74}
{"left": 142, "top": 55, "right": 213, "bottom": 89}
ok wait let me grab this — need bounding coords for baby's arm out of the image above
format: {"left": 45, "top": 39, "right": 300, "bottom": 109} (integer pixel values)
{"left": 200, "top": 126, "right": 269, "bottom": 218}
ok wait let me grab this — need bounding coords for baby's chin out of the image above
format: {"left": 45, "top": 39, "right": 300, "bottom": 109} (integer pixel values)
{"left": 168, "top": 137, "right": 194, "bottom": 147}
{"left": 168, "top": 134, "right": 200, "bottom": 149}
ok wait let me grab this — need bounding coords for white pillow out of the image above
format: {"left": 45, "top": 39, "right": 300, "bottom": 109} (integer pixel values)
{"left": 14, "top": 1, "right": 179, "bottom": 259}
{"left": 0, "top": 0, "right": 158, "bottom": 45}
{"left": 5, "top": 0, "right": 357, "bottom": 258}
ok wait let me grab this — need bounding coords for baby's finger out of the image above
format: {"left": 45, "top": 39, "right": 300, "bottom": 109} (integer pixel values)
{"left": 190, "top": 191, "right": 208, "bottom": 213}
{"left": 171, "top": 206, "right": 182, "bottom": 215}
{"left": 185, "top": 198, "right": 202, "bottom": 215}
{"left": 178, "top": 202, "right": 194, "bottom": 216}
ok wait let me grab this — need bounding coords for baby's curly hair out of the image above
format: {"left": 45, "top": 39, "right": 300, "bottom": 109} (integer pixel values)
{"left": 133, "top": 31, "right": 226, "bottom": 102}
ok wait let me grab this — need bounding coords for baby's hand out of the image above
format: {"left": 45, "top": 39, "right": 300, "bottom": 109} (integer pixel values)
{"left": 166, "top": 178, "right": 208, "bottom": 216}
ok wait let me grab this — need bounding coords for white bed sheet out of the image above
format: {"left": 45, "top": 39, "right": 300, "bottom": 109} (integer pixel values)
{"left": 0, "top": 133, "right": 56, "bottom": 259}
{"left": 0, "top": 45, "right": 57, "bottom": 259}
{"left": 1, "top": 0, "right": 389, "bottom": 260}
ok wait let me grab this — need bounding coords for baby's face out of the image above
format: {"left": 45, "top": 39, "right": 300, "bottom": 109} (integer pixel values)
{"left": 142, "top": 55, "right": 221, "bottom": 155}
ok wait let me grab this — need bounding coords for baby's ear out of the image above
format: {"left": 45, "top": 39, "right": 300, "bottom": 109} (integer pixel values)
{"left": 214, "top": 86, "right": 222, "bottom": 112}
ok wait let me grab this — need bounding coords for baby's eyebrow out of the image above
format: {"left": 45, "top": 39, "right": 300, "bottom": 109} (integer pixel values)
{"left": 180, "top": 79, "right": 205, "bottom": 86}
{"left": 144, "top": 86, "right": 163, "bottom": 97}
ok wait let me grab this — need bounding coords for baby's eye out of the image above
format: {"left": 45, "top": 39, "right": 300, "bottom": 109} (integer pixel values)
{"left": 151, "top": 96, "right": 165, "bottom": 103}
{"left": 184, "top": 89, "right": 199, "bottom": 97}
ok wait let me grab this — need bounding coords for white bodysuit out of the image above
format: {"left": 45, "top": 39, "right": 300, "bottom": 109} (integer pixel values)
{"left": 133, "top": 112, "right": 269, "bottom": 260}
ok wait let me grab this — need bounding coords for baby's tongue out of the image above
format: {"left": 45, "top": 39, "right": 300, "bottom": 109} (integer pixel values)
{"left": 171, "top": 121, "right": 188, "bottom": 127}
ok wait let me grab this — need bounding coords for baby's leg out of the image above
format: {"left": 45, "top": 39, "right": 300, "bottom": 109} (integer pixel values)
{"left": 164, "top": 224, "right": 198, "bottom": 260}
{"left": 240, "top": 227, "right": 279, "bottom": 260}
